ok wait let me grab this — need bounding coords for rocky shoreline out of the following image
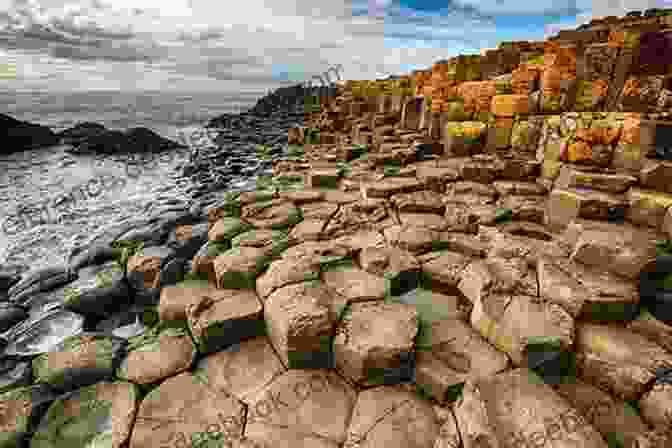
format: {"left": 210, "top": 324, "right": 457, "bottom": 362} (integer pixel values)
{"left": 3, "top": 12, "right": 672, "bottom": 448}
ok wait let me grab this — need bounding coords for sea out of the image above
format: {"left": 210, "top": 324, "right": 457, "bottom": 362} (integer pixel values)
{"left": 0, "top": 89, "right": 260, "bottom": 272}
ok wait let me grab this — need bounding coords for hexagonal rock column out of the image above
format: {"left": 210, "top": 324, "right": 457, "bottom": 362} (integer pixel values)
{"left": 419, "top": 250, "right": 472, "bottom": 294}
{"left": 0, "top": 384, "right": 55, "bottom": 448}
{"left": 574, "top": 323, "right": 672, "bottom": 402}
{"left": 187, "top": 288, "right": 264, "bottom": 355}
{"left": 453, "top": 368, "right": 608, "bottom": 448}
{"left": 194, "top": 337, "right": 286, "bottom": 405}
{"left": 538, "top": 256, "right": 640, "bottom": 321}
{"left": 333, "top": 301, "right": 418, "bottom": 387}
{"left": 31, "top": 333, "right": 127, "bottom": 392}
{"left": 30, "top": 381, "right": 139, "bottom": 448}
{"left": 264, "top": 281, "right": 335, "bottom": 369}
{"left": 322, "top": 264, "right": 387, "bottom": 321}
{"left": 470, "top": 293, "right": 574, "bottom": 367}
{"left": 344, "top": 385, "right": 440, "bottom": 448}
{"left": 358, "top": 246, "right": 421, "bottom": 297}
{"left": 414, "top": 317, "right": 509, "bottom": 404}
{"left": 242, "top": 200, "right": 303, "bottom": 230}
{"left": 128, "top": 371, "right": 246, "bottom": 448}
{"left": 457, "top": 256, "right": 539, "bottom": 305}
{"left": 256, "top": 240, "right": 352, "bottom": 300}
{"left": 555, "top": 378, "right": 672, "bottom": 448}
{"left": 159, "top": 282, "right": 221, "bottom": 323}
{"left": 213, "top": 246, "right": 272, "bottom": 289}
{"left": 245, "top": 370, "right": 356, "bottom": 447}
{"left": 116, "top": 325, "right": 196, "bottom": 384}
{"left": 639, "top": 378, "right": 672, "bottom": 434}
{"left": 562, "top": 219, "right": 660, "bottom": 280}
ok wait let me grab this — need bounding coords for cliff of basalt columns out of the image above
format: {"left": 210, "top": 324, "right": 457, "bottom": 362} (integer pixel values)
{"left": 3, "top": 10, "right": 672, "bottom": 448}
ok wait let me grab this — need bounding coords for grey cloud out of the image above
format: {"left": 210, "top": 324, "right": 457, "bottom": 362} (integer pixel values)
{"left": 49, "top": 17, "right": 135, "bottom": 40}
{"left": 48, "top": 43, "right": 155, "bottom": 62}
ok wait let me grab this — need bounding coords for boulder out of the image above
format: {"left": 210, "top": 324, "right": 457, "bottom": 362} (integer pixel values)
{"left": 1, "top": 113, "right": 59, "bottom": 153}
{"left": 56, "top": 122, "right": 108, "bottom": 146}
{"left": 67, "top": 126, "right": 185, "bottom": 154}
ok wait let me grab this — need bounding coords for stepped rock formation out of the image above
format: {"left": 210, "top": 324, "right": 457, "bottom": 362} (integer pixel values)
{"left": 3, "top": 10, "right": 672, "bottom": 448}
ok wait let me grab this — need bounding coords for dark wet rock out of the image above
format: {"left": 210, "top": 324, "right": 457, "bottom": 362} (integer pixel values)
{"left": 94, "top": 304, "right": 151, "bottom": 339}
{"left": 0, "top": 303, "right": 27, "bottom": 333}
{"left": 56, "top": 122, "right": 108, "bottom": 146}
{"left": 61, "top": 261, "right": 130, "bottom": 320}
{"left": 126, "top": 245, "right": 176, "bottom": 305}
{"left": 0, "top": 384, "right": 57, "bottom": 448}
{"left": 0, "top": 359, "right": 32, "bottom": 393}
{"left": 1, "top": 307, "right": 85, "bottom": 357}
{"left": 157, "top": 257, "right": 188, "bottom": 288}
{"left": 8, "top": 265, "right": 75, "bottom": 304}
{"left": 30, "top": 380, "right": 139, "bottom": 448}
{"left": 31, "top": 332, "right": 127, "bottom": 392}
{"left": 0, "top": 265, "right": 25, "bottom": 291}
{"left": 1, "top": 113, "right": 59, "bottom": 153}
{"left": 67, "top": 244, "right": 118, "bottom": 273}
{"left": 65, "top": 221, "right": 145, "bottom": 269}
{"left": 67, "top": 126, "right": 185, "bottom": 154}
{"left": 166, "top": 222, "right": 210, "bottom": 260}
{"left": 113, "top": 221, "right": 170, "bottom": 248}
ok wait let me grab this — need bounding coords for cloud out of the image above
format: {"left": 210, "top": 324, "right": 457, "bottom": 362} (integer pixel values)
{"left": 0, "top": 0, "right": 606, "bottom": 92}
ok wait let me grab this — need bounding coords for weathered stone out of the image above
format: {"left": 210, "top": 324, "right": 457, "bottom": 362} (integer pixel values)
{"left": 455, "top": 368, "right": 608, "bottom": 448}
{"left": 384, "top": 225, "right": 441, "bottom": 254}
{"left": 420, "top": 250, "right": 472, "bottom": 293}
{"left": 626, "top": 187, "right": 672, "bottom": 230}
{"left": 30, "top": 381, "right": 139, "bottom": 448}
{"left": 187, "top": 288, "right": 264, "bottom": 354}
{"left": 458, "top": 256, "right": 538, "bottom": 304}
{"left": 564, "top": 219, "right": 660, "bottom": 280}
{"left": 390, "top": 190, "right": 446, "bottom": 214}
{"left": 194, "top": 337, "right": 285, "bottom": 405}
{"left": 554, "top": 166, "right": 637, "bottom": 193}
{"left": 289, "top": 218, "right": 326, "bottom": 242}
{"left": 575, "top": 323, "right": 672, "bottom": 401}
{"left": 0, "top": 384, "right": 55, "bottom": 448}
{"left": 208, "top": 217, "right": 253, "bottom": 243}
{"left": 546, "top": 188, "right": 628, "bottom": 230}
{"left": 361, "top": 177, "right": 426, "bottom": 199}
{"left": 344, "top": 385, "right": 440, "bottom": 448}
{"left": 460, "top": 157, "right": 504, "bottom": 184}
{"left": 496, "top": 195, "right": 546, "bottom": 224}
{"left": 471, "top": 293, "right": 574, "bottom": 366}
{"left": 627, "top": 309, "right": 672, "bottom": 354}
{"left": 300, "top": 201, "right": 340, "bottom": 220}
{"left": 264, "top": 281, "right": 335, "bottom": 369}
{"left": 538, "top": 256, "right": 639, "bottom": 320}
{"left": 554, "top": 378, "right": 660, "bottom": 448}
{"left": 334, "top": 301, "right": 418, "bottom": 386}
{"left": 415, "top": 167, "right": 460, "bottom": 194}
{"left": 322, "top": 199, "right": 389, "bottom": 238}
{"left": 415, "top": 318, "right": 509, "bottom": 403}
{"left": 640, "top": 160, "right": 672, "bottom": 194}
{"left": 245, "top": 370, "right": 356, "bottom": 447}
{"left": 445, "top": 181, "right": 498, "bottom": 205}
{"left": 213, "top": 246, "right": 272, "bottom": 289}
{"left": 243, "top": 201, "right": 303, "bottom": 230}
{"left": 128, "top": 371, "right": 246, "bottom": 447}
{"left": 492, "top": 180, "right": 547, "bottom": 196}
{"left": 32, "top": 333, "right": 126, "bottom": 391}
{"left": 358, "top": 246, "right": 420, "bottom": 296}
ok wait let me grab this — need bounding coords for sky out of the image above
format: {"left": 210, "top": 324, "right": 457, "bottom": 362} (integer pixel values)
{"left": 0, "top": 0, "right": 667, "bottom": 93}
